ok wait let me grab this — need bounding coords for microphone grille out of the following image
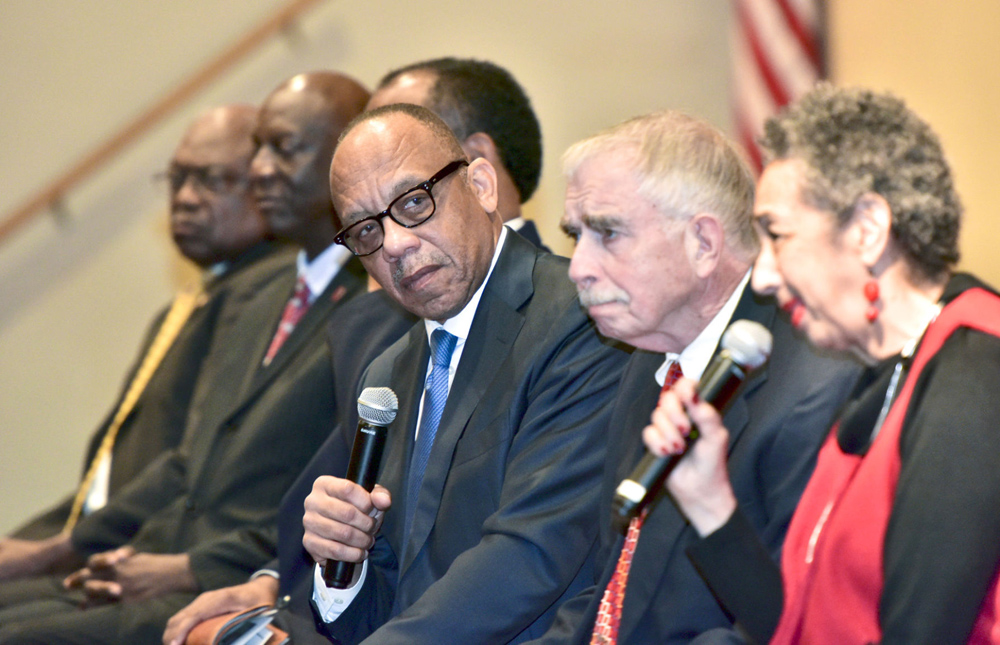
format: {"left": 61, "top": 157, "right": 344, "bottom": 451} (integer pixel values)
{"left": 358, "top": 387, "right": 398, "bottom": 425}
{"left": 721, "top": 320, "right": 773, "bottom": 369}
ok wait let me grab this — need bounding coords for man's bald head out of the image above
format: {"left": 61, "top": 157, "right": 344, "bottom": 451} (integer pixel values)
{"left": 338, "top": 103, "right": 467, "bottom": 161}
{"left": 267, "top": 71, "right": 371, "bottom": 135}
{"left": 169, "top": 104, "right": 267, "bottom": 266}
{"left": 251, "top": 71, "right": 369, "bottom": 258}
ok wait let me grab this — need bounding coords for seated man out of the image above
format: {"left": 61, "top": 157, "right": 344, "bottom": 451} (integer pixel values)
{"left": 0, "top": 71, "right": 371, "bottom": 644}
{"left": 529, "top": 112, "right": 859, "bottom": 644}
{"left": 0, "top": 103, "right": 280, "bottom": 555}
{"left": 301, "top": 104, "right": 627, "bottom": 643}
{"left": 165, "top": 56, "right": 555, "bottom": 645}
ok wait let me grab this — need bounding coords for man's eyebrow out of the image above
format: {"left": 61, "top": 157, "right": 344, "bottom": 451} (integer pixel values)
{"left": 386, "top": 176, "right": 422, "bottom": 200}
{"left": 582, "top": 213, "right": 626, "bottom": 230}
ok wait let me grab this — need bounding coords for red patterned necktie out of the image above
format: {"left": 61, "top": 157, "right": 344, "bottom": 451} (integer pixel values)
{"left": 590, "top": 360, "right": 683, "bottom": 644}
{"left": 263, "top": 277, "right": 311, "bottom": 366}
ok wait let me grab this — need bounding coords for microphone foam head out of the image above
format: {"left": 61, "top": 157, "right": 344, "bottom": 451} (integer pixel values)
{"left": 358, "top": 387, "right": 398, "bottom": 426}
{"left": 722, "top": 320, "right": 772, "bottom": 369}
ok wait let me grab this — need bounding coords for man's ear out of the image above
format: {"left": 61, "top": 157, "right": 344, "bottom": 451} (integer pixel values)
{"left": 848, "top": 192, "right": 893, "bottom": 272}
{"left": 467, "top": 157, "right": 499, "bottom": 214}
{"left": 684, "top": 212, "right": 725, "bottom": 278}
{"left": 461, "top": 132, "right": 500, "bottom": 165}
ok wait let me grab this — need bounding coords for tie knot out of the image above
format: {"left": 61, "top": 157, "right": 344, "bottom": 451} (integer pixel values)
{"left": 430, "top": 329, "right": 458, "bottom": 369}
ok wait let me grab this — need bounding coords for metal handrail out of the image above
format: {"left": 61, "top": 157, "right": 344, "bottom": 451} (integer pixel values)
{"left": 0, "top": 0, "right": 327, "bottom": 245}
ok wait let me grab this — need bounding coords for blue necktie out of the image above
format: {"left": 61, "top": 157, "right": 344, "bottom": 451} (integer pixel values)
{"left": 404, "top": 328, "right": 458, "bottom": 539}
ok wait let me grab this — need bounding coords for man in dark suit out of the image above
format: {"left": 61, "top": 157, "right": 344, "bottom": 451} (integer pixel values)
{"left": 162, "top": 58, "right": 553, "bottom": 645}
{"left": 0, "top": 103, "right": 281, "bottom": 551}
{"left": 367, "top": 57, "right": 550, "bottom": 250}
{"left": 0, "top": 72, "right": 370, "bottom": 644}
{"left": 291, "top": 104, "right": 628, "bottom": 644}
{"left": 528, "top": 112, "right": 859, "bottom": 644}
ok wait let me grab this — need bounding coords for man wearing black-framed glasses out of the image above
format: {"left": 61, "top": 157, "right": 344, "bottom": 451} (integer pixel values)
{"left": 287, "top": 103, "right": 628, "bottom": 644}
{"left": 334, "top": 159, "right": 468, "bottom": 257}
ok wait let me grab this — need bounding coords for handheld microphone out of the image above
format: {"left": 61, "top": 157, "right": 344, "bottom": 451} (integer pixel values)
{"left": 323, "top": 386, "right": 398, "bottom": 588}
{"left": 610, "top": 319, "right": 772, "bottom": 532}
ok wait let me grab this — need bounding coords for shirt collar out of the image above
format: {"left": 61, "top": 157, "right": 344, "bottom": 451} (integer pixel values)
{"left": 655, "top": 270, "right": 752, "bottom": 385}
{"left": 296, "top": 244, "right": 353, "bottom": 302}
{"left": 504, "top": 217, "right": 526, "bottom": 232}
{"left": 424, "top": 226, "right": 508, "bottom": 344}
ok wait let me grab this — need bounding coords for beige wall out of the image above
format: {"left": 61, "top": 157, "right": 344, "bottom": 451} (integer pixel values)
{"left": 829, "top": 0, "right": 1000, "bottom": 284}
{"left": 2, "top": 0, "right": 996, "bottom": 536}
{"left": 0, "top": 0, "right": 731, "bottom": 533}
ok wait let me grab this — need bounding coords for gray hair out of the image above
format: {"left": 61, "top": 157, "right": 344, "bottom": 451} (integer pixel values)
{"left": 760, "top": 83, "right": 961, "bottom": 282}
{"left": 563, "top": 111, "right": 758, "bottom": 258}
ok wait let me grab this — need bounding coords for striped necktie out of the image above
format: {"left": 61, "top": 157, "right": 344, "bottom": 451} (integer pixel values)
{"left": 403, "top": 328, "right": 458, "bottom": 540}
{"left": 262, "top": 276, "right": 311, "bottom": 366}
{"left": 591, "top": 360, "right": 683, "bottom": 644}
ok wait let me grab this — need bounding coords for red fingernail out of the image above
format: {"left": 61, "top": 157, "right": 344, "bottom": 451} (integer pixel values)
{"left": 691, "top": 391, "right": 700, "bottom": 404}
{"left": 660, "top": 445, "right": 671, "bottom": 457}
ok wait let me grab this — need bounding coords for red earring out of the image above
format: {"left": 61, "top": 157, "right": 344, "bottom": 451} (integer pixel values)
{"left": 864, "top": 279, "right": 880, "bottom": 323}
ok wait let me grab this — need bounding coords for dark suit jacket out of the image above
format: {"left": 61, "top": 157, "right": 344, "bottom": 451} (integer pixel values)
{"left": 317, "top": 232, "right": 630, "bottom": 644}
{"left": 512, "top": 220, "right": 550, "bottom": 253}
{"left": 11, "top": 242, "right": 291, "bottom": 541}
{"left": 531, "top": 286, "right": 860, "bottom": 645}
{"left": 70, "top": 254, "right": 369, "bottom": 594}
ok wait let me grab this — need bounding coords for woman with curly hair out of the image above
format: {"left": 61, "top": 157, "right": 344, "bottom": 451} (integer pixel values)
{"left": 645, "top": 84, "right": 1000, "bottom": 644}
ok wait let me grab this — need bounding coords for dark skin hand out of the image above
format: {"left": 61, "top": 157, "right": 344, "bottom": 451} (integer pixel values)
{"left": 301, "top": 477, "right": 392, "bottom": 577}
{"left": 162, "top": 575, "right": 279, "bottom": 645}
{"left": 0, "top": 533, "right": 81, "bottom": 580}
{"left": 64, "top": 546, "right": 198, "bottom": 605}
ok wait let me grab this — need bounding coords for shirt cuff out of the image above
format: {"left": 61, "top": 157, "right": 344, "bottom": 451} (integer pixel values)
{"left": 312, "top": 560, "right": 367, "bottom": 623}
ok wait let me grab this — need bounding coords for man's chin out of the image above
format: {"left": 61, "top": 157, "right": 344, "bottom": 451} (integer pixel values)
{"left": 397, "top": 290, "right": 463, "bottom": 322}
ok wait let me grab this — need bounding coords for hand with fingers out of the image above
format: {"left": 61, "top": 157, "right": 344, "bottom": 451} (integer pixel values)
{"left": 643, "top": 376, "right": 738, "bottom": 537}
{"left": 64, "top": 546, "right": 197, "bottom": 605}
{"left": 302, "top": 476, "right": 392, "bottom": 587}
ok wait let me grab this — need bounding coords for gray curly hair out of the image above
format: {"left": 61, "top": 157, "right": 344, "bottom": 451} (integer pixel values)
{"left": 760, "top": 83, "right": 961, "bottom": 282}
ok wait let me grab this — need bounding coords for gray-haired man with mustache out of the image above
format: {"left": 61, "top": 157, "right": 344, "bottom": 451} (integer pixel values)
{"left": 529, "top": 111, "right": 858, "bottom": 643}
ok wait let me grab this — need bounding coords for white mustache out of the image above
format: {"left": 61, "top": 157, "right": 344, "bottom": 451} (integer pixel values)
{"left": 577, "top": 286, "right": 630, "bottom": 308}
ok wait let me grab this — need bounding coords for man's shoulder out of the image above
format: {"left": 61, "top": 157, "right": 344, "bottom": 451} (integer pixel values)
{"left": 498, "top": 235, "right": 581, "bottom": 322}
{"left": 208, "top": 243, "right": 298, "bottom": 312}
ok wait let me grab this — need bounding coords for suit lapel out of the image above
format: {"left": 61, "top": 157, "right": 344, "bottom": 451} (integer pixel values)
{"left": 380, "top": 325, "right": 430, "bottom": 561}
{"left": 619, "top": 284, "right": 776, "bottom": 641}
{"left": 237, "top": 258, "right": 366, "bottom": 411}
{"left": 399, "top": 235, "right": 536, "bottom": 574}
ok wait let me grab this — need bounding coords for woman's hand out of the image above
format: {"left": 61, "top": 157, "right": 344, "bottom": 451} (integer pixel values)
{"left": 643, "top": 377, "right": 738, "bottom": 536}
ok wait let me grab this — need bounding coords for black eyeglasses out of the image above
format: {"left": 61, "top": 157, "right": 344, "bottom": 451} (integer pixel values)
{"left": 155, "top": 165, "right": 245, "bottom": 195}
{"left": 334, "top": 160, "right": 469, "bottom": 257}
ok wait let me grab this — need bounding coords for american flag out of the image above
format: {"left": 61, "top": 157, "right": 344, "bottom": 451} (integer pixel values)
{"left": 731, "top": 0, "right": 827, "bottom": 172}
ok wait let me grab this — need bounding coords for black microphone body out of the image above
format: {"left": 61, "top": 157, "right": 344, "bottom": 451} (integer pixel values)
{"left": 323, "top": 387, "right": 397, "bottom": 589}
{"left": 610, "top": 320, "right": 772, "bottom": 533}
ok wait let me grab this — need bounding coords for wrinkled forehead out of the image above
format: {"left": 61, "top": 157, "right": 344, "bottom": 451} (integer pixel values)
{"left": 256, "top": 88, "right": 332, "bottom": 140}
{"left": 336, "top": 115, "right": 450, "bottom": 181}
{"left": 330, "top": 115, "right": 455, "bottom": 216}
{"left": 173, "top": 126, "right": 254, "bottom": 168}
